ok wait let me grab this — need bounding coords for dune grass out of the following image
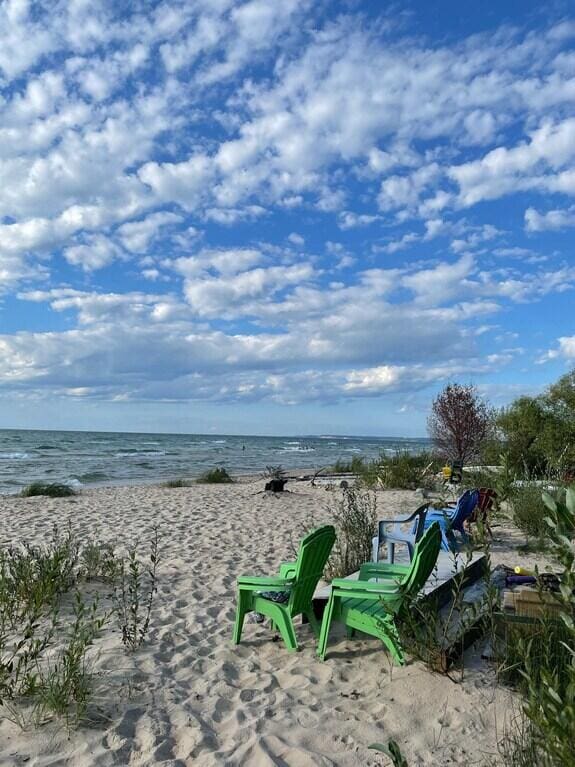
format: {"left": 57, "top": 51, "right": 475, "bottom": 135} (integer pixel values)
{"left": 21, "top": 482, "right": 77, "bottom": 498}
{"left": 161, "top": 478, "right": 194, "bottom": 488}
{"left": 0, "top": 523, "right": 160, "bottom": 729}
{"left": 196, "top": 467, "right": 233, "bottom": 484}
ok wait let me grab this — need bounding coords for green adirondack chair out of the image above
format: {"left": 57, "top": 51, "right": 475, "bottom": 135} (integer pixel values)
{"left": 317, "top": 522, "right": 441, "bottom": 664}
{"left": 233, "top": 525, "right": 336, "bottom": 652}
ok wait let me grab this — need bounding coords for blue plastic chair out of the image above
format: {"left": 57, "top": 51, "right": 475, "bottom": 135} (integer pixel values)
{"left": 419, "top": 489, "right": 479, "bottom": 551}
{"left": 374, "top": 503, "right": 430, "bottom": 564}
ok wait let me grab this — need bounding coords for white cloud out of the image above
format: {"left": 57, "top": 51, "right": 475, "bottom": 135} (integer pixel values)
{"left": 539, "top": 336, "right": 575, "bottom": 362}
{"left": 450, "top": 118, "right": 575, "bottom": 206}
{"left": 117, "top": 212, "right": 183, "bottom": 253}
{"left": 64, "top": 235, "right": 122, "bottom": 271}
{"left": 525, "top": 205, "right": 575, "bottom": 231}
{"left": 1, "top": 5, "right": 575, "bottom": 410}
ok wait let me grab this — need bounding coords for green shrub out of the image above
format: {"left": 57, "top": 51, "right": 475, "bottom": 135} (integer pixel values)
{"left": 0, "top": 526, "right": 79, "bottom": 623}
{"left": 509, "top": 483, "right": 551, "bottom": 540}
{"left": 377, "top": 451, "right": 438, "bottom": 490}
{"left": 196, "top": 467, "right": 233, "bottom": 484}
{"left": 497, "top": 486, "right": 575, "bottom": 767}
{"left": 328, "top": 456, "right": 366, "bottom": 474}
{"left": 21, "top": 482, "right": 77, "bottom": 498}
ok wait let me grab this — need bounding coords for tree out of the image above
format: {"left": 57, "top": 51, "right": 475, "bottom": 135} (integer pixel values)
{"left": 497, "top": 396, "right": 550, "bottom": 475}
{"left": 496, "top": 370, "right": 575, "bottom": 477}
{"left": 428, "top": 383, "right": 495, "bottom": 464}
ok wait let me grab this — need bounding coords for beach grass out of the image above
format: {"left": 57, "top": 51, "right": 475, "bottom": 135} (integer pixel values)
{"left": 0, "top": 522, "right": 159, "bottom": 729}
{"left": 196, "top": 467, "right": 233, "bottom": 484}
{"left": 21, "top": 482, "right": 77, "bottom": 498}
{"left": 161, "top": 478, "right": 194, "bottom": 488}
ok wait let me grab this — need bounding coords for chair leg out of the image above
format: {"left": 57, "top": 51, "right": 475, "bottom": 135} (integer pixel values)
{"left": 346, "top": 626, "right": 355, "bottom": 639}
{"left": 317, "top": 595, "right": 337, "bottom": 661}
{"left": 273, "top": 608, "right": 298, "bottom": 652}
{"left": 233, "top": 590, "right": 251, "bottom": 644}
{"left": 406, "top": 542, "right": 414, "bottom": 562}
{"left": 388, "top": 542, "right": 395, "bottom": 564}
{"left": 379, "top": 617, "right": 405, "bottom": 666}
{"left": 305, "top": 610, "right": 321, "bottom": 638}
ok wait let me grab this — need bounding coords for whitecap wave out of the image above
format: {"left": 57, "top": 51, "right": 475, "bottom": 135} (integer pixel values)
{"left": 0, "top": 452, "right": 29, "bottom": 459}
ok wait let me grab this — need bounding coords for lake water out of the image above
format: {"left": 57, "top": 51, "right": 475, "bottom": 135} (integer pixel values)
{"left": 0, "top": 429, "right": 430, "bottom": 494}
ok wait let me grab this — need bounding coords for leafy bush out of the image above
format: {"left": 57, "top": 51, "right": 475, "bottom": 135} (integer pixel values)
{"left": 0, "top": 526, "right": 79, "bottom": 623}
{"left": 328, "top": 456, "right": 366, "bottom": 474}
{"left": 21, "top": 482, "right": 76, "bottom": 498}
{"left": 496, "top": 369, "right": 575, "bottom": 479}
{"left": 377, "top": 451, "right": 438, "bottom": 490}
{"left": 497, "top": 486, "right": 575, "bottom": 767}
{"left": 325, "top": 487, "right": 377, "bottom": 579}
{"left": 508, "top": 483, "right": 551, "bottom": 540}
{"left": 196, "top": 467, "right": 233, "bottom": 484}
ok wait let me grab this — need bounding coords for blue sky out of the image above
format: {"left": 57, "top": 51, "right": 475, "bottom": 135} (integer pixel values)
{"left": 0, "top": 0, "right": 574, "bottom": 437}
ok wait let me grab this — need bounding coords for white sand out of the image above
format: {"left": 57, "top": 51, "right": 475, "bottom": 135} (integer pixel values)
{"left": 0, "top": 480, "right": 519, "bottom": 766}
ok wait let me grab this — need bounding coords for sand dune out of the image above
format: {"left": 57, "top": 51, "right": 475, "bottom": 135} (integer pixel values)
{"left": 0, "top": 480, "right": 515, "bottom": 766}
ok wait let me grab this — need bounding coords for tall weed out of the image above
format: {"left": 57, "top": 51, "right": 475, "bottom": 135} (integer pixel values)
{"left": 325, "top": 487, "right": 377, "bottom": 579}
{"left": 113, "top": 527, "right": 159, "bottom": 651}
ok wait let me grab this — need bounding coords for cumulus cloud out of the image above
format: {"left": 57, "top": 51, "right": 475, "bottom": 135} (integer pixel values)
{"left": 525, "top": 205, "right": 575, "bottom": 231}
{"left": 1, "top": 3, "right": 574, "bottom": 408}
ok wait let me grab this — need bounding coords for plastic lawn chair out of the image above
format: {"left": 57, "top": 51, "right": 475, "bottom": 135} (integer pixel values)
{"left": 466, "top": 488, "right": 497, "bottom": 537}
{"left": 421, "top": 489, "right": 479, "bottom": 551}
{"left": 233, "top": 525, "right": 336, "bottom": 652}
{"left": 374, "top": 503, "right": 430, "bottom": 564}
{"left": 317, "top": 522, "right": 441, "bottom": 664}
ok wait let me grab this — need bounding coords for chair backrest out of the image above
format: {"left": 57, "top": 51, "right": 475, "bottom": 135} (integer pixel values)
{"left": 470, "top": 488, "right": 497, "bottom": 523}
{"left": 411, "top": 503, "right": 430, "bottom": 542}
{"left": 289, "top": 525, "right": 336, "bottom": 615}
{"left": 478, "top": 487, "right": 497, "bottom": 513}
{"left": 451, "top": 489, "right": 479, "bottom": 526}
{"left": 450, "top": 461, "right": 463, "bottom": 483}
{"left": 400, "top": 522, "right": 442, "bottom": 597}
{"left": 381, "top": 502, "right": 429, "bottom": 543}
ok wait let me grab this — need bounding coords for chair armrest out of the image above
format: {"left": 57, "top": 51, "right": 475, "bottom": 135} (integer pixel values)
{"left": 359, "top": 563, "right": 409, "bottom": 580}
{"left": 237, "top": 575, "right": 294, "bottom": 590}
{"left": 427, "top": 508, "right": 454, "bottom": 517}
{"left": 278, "top": 561, "right": 297, "bottom": 578}
{"left": 378, "top": 503, "right": 430, "bottom": 527}
{"left": 330, "top": 578, "right": 401, "bottom": 595}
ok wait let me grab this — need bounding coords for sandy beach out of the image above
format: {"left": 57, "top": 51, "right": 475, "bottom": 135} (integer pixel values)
{"left": 0, "top": 478, "right": 525, "bottom": 766}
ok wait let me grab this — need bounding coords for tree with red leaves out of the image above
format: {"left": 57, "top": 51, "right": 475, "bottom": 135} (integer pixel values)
{"left": 428, "top": 383, "right": 495, "bottom": 464}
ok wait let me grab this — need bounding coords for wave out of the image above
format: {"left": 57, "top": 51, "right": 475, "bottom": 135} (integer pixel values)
{"left": 36, "top": 444, "right": 59, "bottom": 450}
{"left": 65, "top": 478, "right": 83, "bottom": 488}
{"left": 280, "top": 446, "right": 315, "bottom": 452}
{"left": 0, "top": 452, "right": 29, "bottom": 459}
{"left": 76, "top": 471, "right": 109, "bottom": 482}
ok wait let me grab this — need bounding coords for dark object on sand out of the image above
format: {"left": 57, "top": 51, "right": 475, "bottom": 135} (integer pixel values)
{"left": 265, "top": 478, "right": 288, "bottom": 492}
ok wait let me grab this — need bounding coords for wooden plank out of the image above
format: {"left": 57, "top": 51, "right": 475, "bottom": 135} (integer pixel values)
{"left": 311, "top": 551, "right": 487, "bottom": 618}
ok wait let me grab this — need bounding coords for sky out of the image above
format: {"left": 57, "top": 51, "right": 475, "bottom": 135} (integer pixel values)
{"left": 0, "top": 0, "right": 574, "bottom": 437}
